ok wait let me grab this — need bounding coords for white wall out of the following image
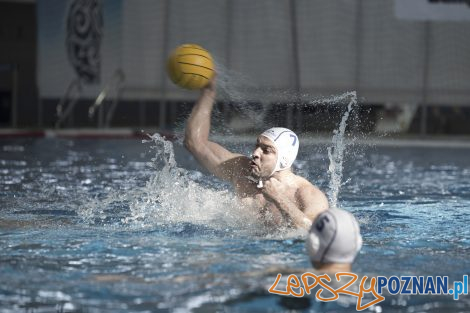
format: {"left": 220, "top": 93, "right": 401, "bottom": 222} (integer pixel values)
{"left": 37, "top": 0, "right": 470, "bottom": 105}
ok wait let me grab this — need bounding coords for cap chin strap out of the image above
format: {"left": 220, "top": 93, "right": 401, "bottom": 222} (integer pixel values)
{"left": 245, "top": 174, "right": 265, "bottom": 189}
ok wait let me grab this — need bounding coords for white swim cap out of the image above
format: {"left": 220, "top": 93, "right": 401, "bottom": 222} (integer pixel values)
{"left": 260, "top": 127, "right": 299, "bottom": 175}
{"left": 306, "top": 208, "right": 362, "bottom": 264}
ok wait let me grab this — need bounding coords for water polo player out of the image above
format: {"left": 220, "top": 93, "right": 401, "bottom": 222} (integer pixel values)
{"left": 306, "top": 208, "right": 362, "bottom": 272}
{"left": 184, "top": 77, "right": 329, "bottom": 229}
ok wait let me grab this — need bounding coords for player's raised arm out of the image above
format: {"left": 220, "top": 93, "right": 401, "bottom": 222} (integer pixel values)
{"left": 184, "top": 78, "right": 247, "bottom": 181}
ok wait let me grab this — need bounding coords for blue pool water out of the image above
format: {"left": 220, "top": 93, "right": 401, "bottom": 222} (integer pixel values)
{"left": 0, "top": 136, "right": 469, "bottom": 312}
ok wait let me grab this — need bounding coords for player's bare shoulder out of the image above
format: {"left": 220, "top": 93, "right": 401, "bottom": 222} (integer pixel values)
{"left": 294, "top": 175, "right": 329, "bottom": 206}
{"left": 292, "top": 174, "right": 315, "bottom": 190}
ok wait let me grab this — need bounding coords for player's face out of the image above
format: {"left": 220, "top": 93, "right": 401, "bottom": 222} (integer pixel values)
{"left": 250, "top": 136, "right": 277, "bottom": 178}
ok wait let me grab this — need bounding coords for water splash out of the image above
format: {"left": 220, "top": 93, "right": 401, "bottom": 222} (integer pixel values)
{"left": 79, "top": 133, "right": 263, "bottom": 234}
{"left": 326, "top": 91, "right": 357, "bottom": 209}
{"left": 125, "top": 133, "right": 239, "bottom": 227}
{"left": 215, "top": 60, "right": 250, "bottom": 105}
{"left": 214, "top": 61, "right": 270, "bottom": 126}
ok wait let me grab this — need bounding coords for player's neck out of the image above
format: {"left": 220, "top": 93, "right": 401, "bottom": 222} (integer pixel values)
{"left": 271, "top": 168, "right": 293, "bottom": 180}
{"left": 314, "top": 262, "right": 352, "bottom": 273}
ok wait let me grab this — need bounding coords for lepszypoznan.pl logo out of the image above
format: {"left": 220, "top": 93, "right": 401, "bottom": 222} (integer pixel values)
{"left": 268, "top": 272, "right": 468, "bottom": 311}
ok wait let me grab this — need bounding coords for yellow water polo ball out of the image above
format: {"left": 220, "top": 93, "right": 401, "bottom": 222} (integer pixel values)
{"left": 167, "top": 44, "right": 215, "bottom": 90}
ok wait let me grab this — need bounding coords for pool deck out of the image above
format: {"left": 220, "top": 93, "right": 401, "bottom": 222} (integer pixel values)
{"left": 0, "top": 128, "right": 469, "bottom": 148}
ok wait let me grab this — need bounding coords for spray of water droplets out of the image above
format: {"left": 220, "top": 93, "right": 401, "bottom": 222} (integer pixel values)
{"left": 325, "top": 92, "right": 357, "bottom": 209}
{"left": 78, "top": 133, "right": 266, "bottom": 234}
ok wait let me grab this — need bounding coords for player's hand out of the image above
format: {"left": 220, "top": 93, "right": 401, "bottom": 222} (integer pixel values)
{"left": 261, "top": 177, "right": 285, "bottom": 205}
{"left": 203, "top": 73, "right": 217, "bottom": 94}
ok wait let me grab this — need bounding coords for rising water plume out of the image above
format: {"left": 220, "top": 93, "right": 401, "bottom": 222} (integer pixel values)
{"left": 325, "top": 92, "right": 356, "bottom": 209}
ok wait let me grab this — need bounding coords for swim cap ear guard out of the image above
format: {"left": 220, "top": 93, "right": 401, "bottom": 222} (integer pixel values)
{"left": 260, "top": 127, "right": 299, "bottom": 176}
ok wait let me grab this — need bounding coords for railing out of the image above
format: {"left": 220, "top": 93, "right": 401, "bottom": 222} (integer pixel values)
{"left": 55, "top": 78, "right": 82, "bottom": 128}
{"left": 0, "top": 64, "right": 18, "bottom": 128}
{"left": 88, "top": 69, "right": 125, "bottom": 128}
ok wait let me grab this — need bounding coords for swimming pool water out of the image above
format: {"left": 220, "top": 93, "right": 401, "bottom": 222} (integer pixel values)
{"left": 0, "top": 137, "right": 469, "bottom": 312}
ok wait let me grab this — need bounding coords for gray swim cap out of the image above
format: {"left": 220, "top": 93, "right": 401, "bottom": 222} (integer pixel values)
{"left": 260, "top": 127, "right": 299, "bottom": 175}
{"left": 306, "top": 208, "right": 362, "bottom": 264}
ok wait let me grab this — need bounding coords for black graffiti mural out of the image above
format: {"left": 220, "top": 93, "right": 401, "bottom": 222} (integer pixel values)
{"left": 66, "top": 0, "right": 103, "bottom": 84}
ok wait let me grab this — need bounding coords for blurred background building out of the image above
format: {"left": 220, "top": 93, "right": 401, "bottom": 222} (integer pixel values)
{"left": 1, "top": 0, "right": 470, "bottom": 135}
